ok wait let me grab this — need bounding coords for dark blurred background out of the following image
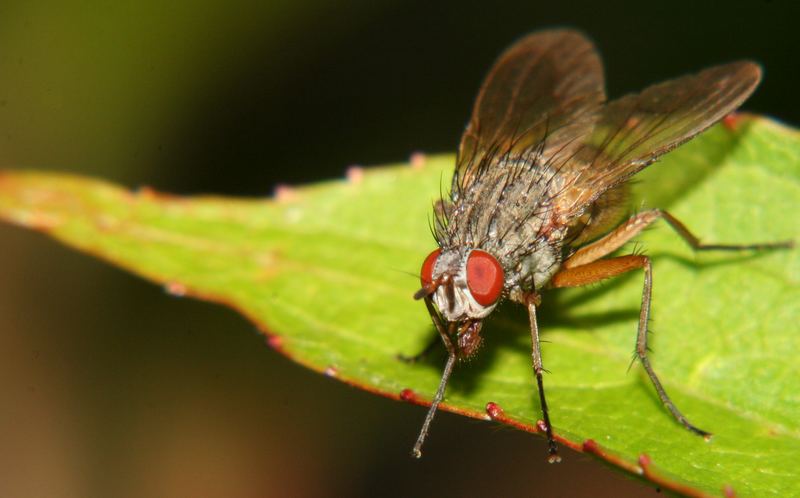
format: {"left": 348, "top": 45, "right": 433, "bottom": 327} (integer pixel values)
{"left": 0, "top": 1, "right": 797, "bottom": 497}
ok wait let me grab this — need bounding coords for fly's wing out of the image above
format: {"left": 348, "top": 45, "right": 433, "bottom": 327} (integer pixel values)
{"left": 558, "top": 62, "right": 762, "bottom": 216}
{"left": 454, "top": 30, "right": 606, "bottom": 193}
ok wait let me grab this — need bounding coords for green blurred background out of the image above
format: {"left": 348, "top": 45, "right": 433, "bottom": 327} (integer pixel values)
{"left": 0, "top": 1, "right": 797, "bottom": 497}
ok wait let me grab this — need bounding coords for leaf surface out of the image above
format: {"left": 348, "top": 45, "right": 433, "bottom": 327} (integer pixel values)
{"left": 0, "top": 116, "right": 798, "bottom": 497}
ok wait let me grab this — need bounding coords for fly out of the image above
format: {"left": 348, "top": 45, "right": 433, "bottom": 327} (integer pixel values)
{"left": 407, "top": 29, "right": 792, "bottom": 462}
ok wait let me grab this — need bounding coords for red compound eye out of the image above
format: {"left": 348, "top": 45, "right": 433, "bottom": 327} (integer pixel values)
{"left": 420, "top": 248, "right": 442, "bottom": 287}
{"left": 466, "top": 250, "right": 504, "bottom": 306}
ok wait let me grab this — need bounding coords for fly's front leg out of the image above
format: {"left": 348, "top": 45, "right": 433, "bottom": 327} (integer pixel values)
{"left": 398, "top": 290, "right": 444, "bottom": 363}
{"left": 525, "top": 293, "right": 561, "bottom": 463}
{"left": 423, "top": 295, "right": 454, "bottom": 355}
{"left": 410, "top": 295, "right": 458, "bottom": 458}
{"left": 552, "top": 255, "right": 710, "bottom": 437}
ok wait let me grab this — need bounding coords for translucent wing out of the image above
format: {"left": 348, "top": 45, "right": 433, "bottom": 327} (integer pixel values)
{"left": 559, "top": 62, "right": 762, "bottom": 215}
{"left": 455, "top": 30, "right": 605, "bottom": 191}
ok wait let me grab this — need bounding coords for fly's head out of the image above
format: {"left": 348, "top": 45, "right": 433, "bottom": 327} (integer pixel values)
{"left": 414, "top": 247, "right": 505, "bottom": 358}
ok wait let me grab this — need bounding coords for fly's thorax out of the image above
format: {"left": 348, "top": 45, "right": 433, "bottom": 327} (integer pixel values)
{"left": 430, "top": 248, "right": 501, "bottom": 322}
{"left": 503, "top": 242, "right": 563, "bottom": 303}
{"left": 446, "top": 159, "right": 553, "bottom": 251}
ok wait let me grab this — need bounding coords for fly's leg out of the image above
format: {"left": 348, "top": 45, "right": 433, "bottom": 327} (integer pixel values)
{"left": 563, "top": 208, "right": 792, "bottom": 270}
{"left": 633, "top": 257, "right": 710, "bottom": 437}
{"left": 412, "top": 350, "right": 457, "bottom": 458}
{"left": 551, "top": 255, "right": 710, "bottom": 437}
{"left": 525, "top": 293, "right": 561, "bottom": 463}
{"left": 403, "top": 283, "right": 453, "bottom": 363}
{"left": 410, "top": 296, "right": 457, "bottom": 458}
{"left": 553, "top": 209, "right": 791, "bottom": 434}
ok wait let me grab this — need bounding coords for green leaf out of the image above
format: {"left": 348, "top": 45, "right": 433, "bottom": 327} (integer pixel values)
{"left": 0, "top": 116, "right": 798, "bottom": 497}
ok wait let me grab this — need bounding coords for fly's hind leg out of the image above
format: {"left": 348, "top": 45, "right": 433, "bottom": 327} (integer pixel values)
{"left": 551, "top": 255, "right": 710, "bottom": 437}
{"left": 550, "top": 210, "right": 790, "bottom": 436}
{"left": 563, "top": 208, "right": 792, "bottom": 270}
